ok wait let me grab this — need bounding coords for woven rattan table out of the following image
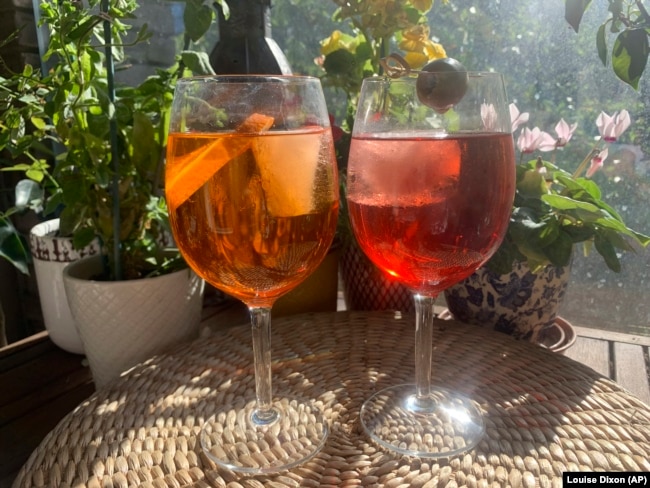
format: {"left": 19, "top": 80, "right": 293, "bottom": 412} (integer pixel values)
{"left": 13, "top": 311, "right": 650, "bottom": 487}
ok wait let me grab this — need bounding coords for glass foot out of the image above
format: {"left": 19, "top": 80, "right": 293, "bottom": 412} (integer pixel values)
{"left": 360, "top": 384, "right": 484, "bottom": 458}
{"left": 200, "top": 397, "right": 329, "bottom": 474}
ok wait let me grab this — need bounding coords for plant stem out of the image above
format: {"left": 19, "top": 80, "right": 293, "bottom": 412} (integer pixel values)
{"left": 572, "top": 138, "right": 604, "bottom": 178}
{"left": 101, "top": 0, "right": 122, "bottom": 281}
{"left": 636, "top": 0, "right": 650, "bottom": 24}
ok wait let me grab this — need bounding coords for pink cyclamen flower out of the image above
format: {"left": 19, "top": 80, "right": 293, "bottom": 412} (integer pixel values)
{"left": 509, "top": 103, "right": 529, "bottom": 132}
{"left": 517, "top": 127, "right": 556, "bottom": 153}
{"left": 554, "top": 119, "right": 577, "bottom": 147}
{"left": 587, "top": 147, "right": 609, "bottom": 177}
{"left": 596, "top": 110, "right": 631, "bottom": 142}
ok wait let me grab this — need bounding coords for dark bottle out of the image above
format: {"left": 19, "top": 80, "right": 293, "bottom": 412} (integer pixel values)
{"left": 210, "top": 0, "right": 291, "bottom": 74}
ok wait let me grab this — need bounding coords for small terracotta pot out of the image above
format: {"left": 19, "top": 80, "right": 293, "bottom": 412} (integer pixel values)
{"left": 444, "top": 262, "right": 571, "bottom": 343}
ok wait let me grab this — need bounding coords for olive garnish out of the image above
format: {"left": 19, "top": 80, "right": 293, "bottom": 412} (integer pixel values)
{"left": 415, "top": 58, "right": 469, "bottom": 113}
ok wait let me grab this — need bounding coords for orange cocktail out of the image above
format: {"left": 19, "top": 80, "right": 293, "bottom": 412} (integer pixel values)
{"left": 166, "top": 126, "right": 338, "bottom": 306}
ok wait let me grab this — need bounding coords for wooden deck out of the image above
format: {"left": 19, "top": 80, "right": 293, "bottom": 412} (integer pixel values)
{"left": 564, "top": 324, "right": 650, "bottom": 405}
{"left": 1, "top": 305, "right": 649, "bottom": 487}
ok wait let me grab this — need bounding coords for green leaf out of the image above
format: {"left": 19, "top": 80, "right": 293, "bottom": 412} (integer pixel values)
{"left": 542, "top": 194, "right": 600, "bottom": 213}
{"left": 594, "top": 215, "right": 647, "bottom": 243}
{"left": 30, "top": 116, "right": 47, "bottom": 130}
{"left": 24, "top": 168, "right": 45, "bottom": 183}
{"left": 78, "top": 51, "right": 93, "bottom": 85}
{"left": 517, "top": 168, "right": 547, "bottom": 197}
{"left": 66, "top": 16, "right": 98, "bottom": 42}
{"left": 565, "top": 0, "right": 592, "bottom": 33}
{"left": 612, "top": 29, "right": 649, "bottom": 89}
{"left": 554, "top": 173, "right": 602, "bottom": 202}
{"left": 0, "top": 217, "right": 30, "bottom": 275}
{"left": 43, "top": 190, "right": 64, "bottom": 217}
{"left": 180, "top": 51, "right": 215, "bottom": 75}
{"left": 537, "top": 218, "right": 560, "bottom": 247}
{"left": 1, "top": 163, "right": 32, "bottom": 172}
{"left": 323, "top": 49, "right": 360, "bottom": 79}
{"left": 594, "top": 233, "right": 621, "bottom": 272}
{"left": 597, "top": 23, "right": 608, "bottom": 66}
{"left": 214, "top": 0, "right": 230, "bottom": 19}
{"left": 59, "top": 173, "right": 87, "bottom": 208}
{"left": 131, "top": 111, "right": 159, "bottom": 174}
{"left": 542, "top": 230, "right": 574, "bottom": 267}
{"left": 72, "top": 227, "right": 97, "bottom": 250}
{"left": 183, "top": 0, "right": 214, "bottom": 42}
{"left": 597, "top": 228, "right": 636, "bottom": 253}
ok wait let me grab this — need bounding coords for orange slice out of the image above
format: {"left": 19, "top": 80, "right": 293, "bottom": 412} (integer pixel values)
{"left": 166, "top": 113, "right": 274, "bottom": 209}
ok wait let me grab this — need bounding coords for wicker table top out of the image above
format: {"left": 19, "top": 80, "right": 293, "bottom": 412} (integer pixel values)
{"left": 13, "top": 311, "right": 650, "bottom": 487}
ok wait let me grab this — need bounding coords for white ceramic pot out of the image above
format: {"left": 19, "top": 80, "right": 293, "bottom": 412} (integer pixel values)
{"left": 29, "top": 219, "right": 100, "bottom": 354}
{"left": 444, "top": 262, "right": 571, "bottom": 343}
{"left": 63, "top": 254, "right": 205, "bottom": 389}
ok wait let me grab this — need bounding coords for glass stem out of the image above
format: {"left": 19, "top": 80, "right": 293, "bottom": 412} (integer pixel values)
{"left": 413, "top": 293, "right": 437, "bottom": 409}
{"left": 250, "top": 306, "right": 278, "bottom": 425}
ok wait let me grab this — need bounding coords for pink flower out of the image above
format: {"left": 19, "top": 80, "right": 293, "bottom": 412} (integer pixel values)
{"left": 516, "top": 127, "right": 556, "bottom": 153}
{"left": 587, "top": 147, "right": 609, "bottom": 177}
{"left": 509, "top": 103, "right": 529, "bottom": 132}
{"left": 596, "top": 110, "right": 631, "bottom": 142}
{"left": 554, "top": 119, "right": 577, "bottom": 147}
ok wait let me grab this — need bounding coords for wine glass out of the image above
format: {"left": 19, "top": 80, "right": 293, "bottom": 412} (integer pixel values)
{"left": 165, "top": 75, "right": 339, "bottom": 473}
{"left": 347, "top": 69, "right": 515, "bottom": 457}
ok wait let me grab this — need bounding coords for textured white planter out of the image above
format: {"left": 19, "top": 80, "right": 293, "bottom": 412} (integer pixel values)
{"left": 29, "top": 219, "right": 100, "bottom": 354}
{"left": 63, "top": 254, "right": 205, "bottom": 389}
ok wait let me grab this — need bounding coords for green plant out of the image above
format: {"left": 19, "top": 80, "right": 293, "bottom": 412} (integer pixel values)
{"left": 566, "top": 0, "right": 649, "bottom": 89}
{"left": 488, "top": 104, "right": 650, "bottom": 274}
{"left": 0, "top": 0, "right": 218, "bottom": 280}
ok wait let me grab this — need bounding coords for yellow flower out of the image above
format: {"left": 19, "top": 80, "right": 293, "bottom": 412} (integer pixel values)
{"left": 408, "top": 0, "right": 433, "bottom": 12}
{"left": 398, "top": 25, "right": 447, "bottom": 68}
{"left": 399, "top": 24, "right": 431, "bottom": 51}
{"left": 321, "top": 30, "right": 350, "bottom": 55}
{"left": 404, "top": 52, "right": 430, "bottom": 69}
{"left": 425, "top": 40, "right": 446, "bottom": 59}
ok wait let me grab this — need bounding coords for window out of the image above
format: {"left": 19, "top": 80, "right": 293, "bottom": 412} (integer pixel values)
{"left": 270, "top": 0, "right": 649, "bottom": 336}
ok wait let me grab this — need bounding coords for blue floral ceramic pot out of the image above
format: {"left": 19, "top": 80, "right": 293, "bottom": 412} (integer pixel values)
{"left": 444, "top": 262, "right": 571, "bottom": 343}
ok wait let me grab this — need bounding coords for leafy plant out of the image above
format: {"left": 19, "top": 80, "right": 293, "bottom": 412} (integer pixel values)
{"left": 488, "top": 104, "right": 650, "bottom": 274}
{"left": 0, "top": 0, "right": 217, "bottom": 280}
{"left": 566, "top": 0, "right": 650, "bottom": 89}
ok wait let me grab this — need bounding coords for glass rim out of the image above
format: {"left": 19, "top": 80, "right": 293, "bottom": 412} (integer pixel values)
{"left": 362, "top": 71, "right": 504, "bottom": 83}
{"left": 176, "top": 74, "right": 320, "bottom": 84}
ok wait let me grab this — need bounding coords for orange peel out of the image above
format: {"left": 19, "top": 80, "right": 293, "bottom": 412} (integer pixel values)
{"left": 166, "top": 113, "right": 274, "bottom": 209}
